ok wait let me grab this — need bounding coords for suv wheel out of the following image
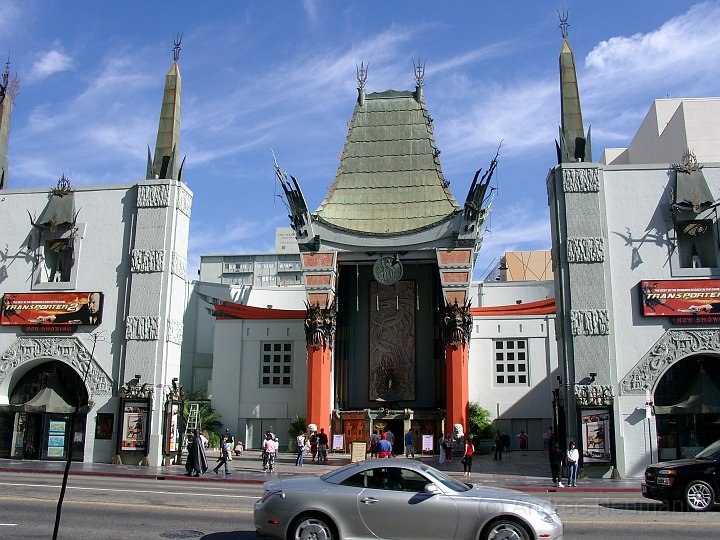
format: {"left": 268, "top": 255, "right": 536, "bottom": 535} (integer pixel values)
{"left": 684, "top": 480, "right": 715, "bottom": 511}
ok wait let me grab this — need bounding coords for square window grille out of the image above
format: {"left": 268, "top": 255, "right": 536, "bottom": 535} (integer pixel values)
{"left": 494, "top": 339, "right": 529, "bottom": 386}
{"left": 260, "top": 342, "right": 293, "bottom": 387}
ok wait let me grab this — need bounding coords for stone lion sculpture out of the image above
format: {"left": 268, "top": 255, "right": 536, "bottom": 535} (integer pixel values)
{"left": 452, "top": 423, "right": 464, "bottom": 440}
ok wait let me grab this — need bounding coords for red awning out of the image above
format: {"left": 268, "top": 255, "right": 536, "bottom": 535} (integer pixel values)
{"left": 213, "top": 301, "right": 305, "bottom": 320}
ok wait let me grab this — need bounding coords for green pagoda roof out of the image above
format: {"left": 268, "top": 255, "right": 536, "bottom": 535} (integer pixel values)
{"left": 314, "top": 88, "right": 460, "bottom": 235}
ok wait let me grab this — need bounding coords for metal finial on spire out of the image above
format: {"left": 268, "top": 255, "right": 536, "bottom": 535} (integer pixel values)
{"left": 413, "top": 58, "right": 426, "bottom": 87}
{"left": 356, "top": 62, "right": 368, "bottom": 90}
{"left": 558, "top": 9, "right": 569, "bottom": 39}
{"left": 172, "top": 33, "right": 183, "bottom": 62}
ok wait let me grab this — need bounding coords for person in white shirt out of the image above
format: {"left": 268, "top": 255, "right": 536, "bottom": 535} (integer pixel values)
{"left": 262, "top": 432, "right": 279, "bottom": 471}
{"left": 566, "top": 440, "right": 580, "bottom": 487}
{"left": 296, "top": 431, "right": 306, "bottom": 466}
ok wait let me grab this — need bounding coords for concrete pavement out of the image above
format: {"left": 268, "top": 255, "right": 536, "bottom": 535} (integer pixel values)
{"left": 0, "top": 449, "right": 642, "bottom": 493}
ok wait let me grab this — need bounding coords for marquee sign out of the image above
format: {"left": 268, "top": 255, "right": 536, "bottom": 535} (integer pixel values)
{"left": 1, "top": 292, "right": 104, "bottom": 326}
{"left": 640, "top": 280, "right": 720, "bottom": 319}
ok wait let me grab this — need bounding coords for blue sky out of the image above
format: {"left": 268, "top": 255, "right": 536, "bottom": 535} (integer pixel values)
{"left": 3, "top": 1, "right": 720, "bottom": 280}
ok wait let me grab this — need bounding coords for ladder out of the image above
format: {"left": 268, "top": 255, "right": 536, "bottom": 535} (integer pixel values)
{"left": 183, "top": 403, "right": 200, "bottom": 446}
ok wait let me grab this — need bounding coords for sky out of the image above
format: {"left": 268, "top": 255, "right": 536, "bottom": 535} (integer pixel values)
{"left": 3, "top": 1, "right": 720, "bottom": 281}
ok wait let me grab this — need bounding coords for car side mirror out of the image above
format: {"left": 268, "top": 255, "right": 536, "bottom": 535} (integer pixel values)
{"left": 424, "top": 483, "right": 440, "bottom": 495}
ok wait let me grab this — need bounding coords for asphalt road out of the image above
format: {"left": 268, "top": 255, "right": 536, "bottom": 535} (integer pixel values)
{"left": 0, "top": 472, "right": 717, "bottom": 539}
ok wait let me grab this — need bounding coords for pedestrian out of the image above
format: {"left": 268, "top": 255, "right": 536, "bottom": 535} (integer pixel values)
{"left": 197, "top": 430, "right": 209, "bottom": 449}
{"left": 295, "top": 431, "right": 306, "bottom": 466}
{"left": 438, "top": 435, "right": 446, "bottom": 464}
{"left": 377, "top": 432, "right": 393, "bottom": 458}
{"left": 550, "top": 442, "right": 565, "bottom": 487}
{"left": 317, "top": 428, "right": 329, "bottom": 463}
{"left": 262, "top": 431, "right": 279, "bottom": 471}
{"left": 404, "top": 428, "right": 415, "bottom": 458}
{"left": 494, "top": 429, "right": 503, "bottom": 461}
{"left": 213, "top": 435, "right": 231, "bottom": 474}
{"left": 369, "top": 430, "right": 380, "bottom": 458}
{"left": 501, "top": 432, "right": 511, "bottom": 455}
{"left": 185, "top": 429, "right": 208, "bottom": 477}
{"left": 462, "top": 436, "right": 474, "bottom": 476}
{"left": 444, "top": 434, "right": 453, "bottom": 462}
{"left": 517, "top": 430, "right": 528, "bottom": 454}
{"left": 310, "top": 431, "right": 318, "bottom": 463}
{"left": 566, "top": 440, "right": 579, "bottom": 487}
{"left": 546, "top": 427, "right": 555, "bottom": 457}
{"left": 385, "top": 428, "right": 395, "bottom": 454}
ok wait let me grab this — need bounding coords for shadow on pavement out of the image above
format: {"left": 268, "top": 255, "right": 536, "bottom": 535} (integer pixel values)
{"left": 199, "top": 532, "right": 258, "bottom": 539}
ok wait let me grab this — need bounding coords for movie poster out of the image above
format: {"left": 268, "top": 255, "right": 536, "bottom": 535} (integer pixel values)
{"left": 640, "top": 280, "right": 720, "bottom": 317}
{"left": 1, "top": 292, "right": 104, "bottom": 326}
{"left": 121, "top": 401, "right": 148, "bottom": 452}
{"left": 581, "top": 408, "right": 612, "bottom": 463}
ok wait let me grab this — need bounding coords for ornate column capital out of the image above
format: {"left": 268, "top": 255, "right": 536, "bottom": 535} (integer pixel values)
{"left": 304, "top": 302, "right": 337, "bottom": 350}
{"left": 441, "top": 300, "right": 473, "bottom": 347}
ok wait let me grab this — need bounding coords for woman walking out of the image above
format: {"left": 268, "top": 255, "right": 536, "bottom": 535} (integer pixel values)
{"left": 462, "top": 436, "right": 474, "bottom": 476}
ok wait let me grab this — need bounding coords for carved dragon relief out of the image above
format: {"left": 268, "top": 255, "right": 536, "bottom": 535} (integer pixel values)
{"left": 304, "top": 302, "right": 337, "bottom": 350}
{"left": 441, "top": 300, "right": 473, "bottom": 348}
{"left": 0, "top": 336, "right": 113, "bottom": 395}
{"left": 620, "top": 329, "right": 720, "bottom": 395}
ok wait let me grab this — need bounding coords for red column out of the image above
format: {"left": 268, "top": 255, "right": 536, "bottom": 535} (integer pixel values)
{"left": 445, "top": 343, "right": 469, "bottom": 432}
{"left": 306, "top": 344, "right": 332, "bottom": 431}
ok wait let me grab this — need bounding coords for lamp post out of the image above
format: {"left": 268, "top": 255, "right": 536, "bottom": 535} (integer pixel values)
{"left": 645, "top": 389, "right": 655, "bottom": 464}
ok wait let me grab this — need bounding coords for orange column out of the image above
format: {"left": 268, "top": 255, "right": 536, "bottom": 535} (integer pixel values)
{"left": 306, "top": 344, "right": 332, "bottom": 432}
{"left": 445, "top": 343, "right": 469, "bottom": 432}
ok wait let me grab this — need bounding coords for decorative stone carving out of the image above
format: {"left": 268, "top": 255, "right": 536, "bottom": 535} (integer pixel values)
{"left": 575, "top": 384, "right": 614, "bottom": 406}
{"left": 176, "top": 189, "right": 193, "bottom": 217}
{"left": 373, "top": 256, "right": 403, "bottom": 285}
{"left": 171, "top": 252, "right": 187, "bottom": 278}
{"left": 562, "top": 167, "right": 599, "bottom": 193}
{"left": 570, "top": 309, "right": 609, "bottom": 336}
{"left": 304, "top": 302, "right": 337, "bottom": 350}
{"left": 131, "top": 249, "right": 165, "bottom": 273}
{"left": 0, "top": 337, "right": 112, "bottom": 395}
{"left": 441, "top": 300, "right": 473, "bottom": 347}
{"left": 125, "top": 316, "right": 159, "bottom": 341}
{"left": 566, "top": 238, "right": 604, "bottom": 263}
{"left": 546, "top": 173, "right": 555, "bottom": 206}
{"left": 137, "top": 185, "right": 170, "bottom": 207}
{"left": 620, "top": 329, "right": 720, "bottom": 394}
{"left": 166, "top": 320, "right": 184, "bottom": 344}
{"left": 117, "top": 379, "right": 154, "bottom": 400}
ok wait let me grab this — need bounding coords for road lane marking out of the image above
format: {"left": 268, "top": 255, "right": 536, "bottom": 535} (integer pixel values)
{"left": 0, "top": 524, "right": 18, "bottom": 526}
{"left": 0, "top": 481, "right": 259, "bottom": 499}
{"left": 563, "top": 520, "right": 718, "bottom": 527}
{"left": 0, "top": 495, "right": 253, "bottom": 514}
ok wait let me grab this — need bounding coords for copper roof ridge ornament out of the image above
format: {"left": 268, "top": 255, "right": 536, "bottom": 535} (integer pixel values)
{"left": 558, "top": 9, "right": 570, "bottom": 40}
{"left": 413, "top": 58, "right": 426, "bottom": 88}
{"left": 173, "top": 33, "right": 183, "bottom": 62}
{"left": 53, "top": 174, "right": 73, "bottom": 197}
{"left": 356, "top": 62, "right": 368, "bottom": 91}
{"left": 672, "top": 149, "right": 702, "bottom": 173}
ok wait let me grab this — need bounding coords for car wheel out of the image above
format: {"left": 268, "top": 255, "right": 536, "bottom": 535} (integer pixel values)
{"left": 684, "top": 480, "right": 716, "bottom": 512}
{"left": 483, "top": 518, "right": 532, "bottom": 540}
{"left": 291, "top": 514, "right": 335, "bottom": 540}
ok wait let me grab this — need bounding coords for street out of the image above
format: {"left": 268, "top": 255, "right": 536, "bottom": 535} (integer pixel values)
{"left": 0, "top": 471, "right": 717, "bottom": 539}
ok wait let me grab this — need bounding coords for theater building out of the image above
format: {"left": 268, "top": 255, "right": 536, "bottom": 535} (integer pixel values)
{"left": 0, "top": 48, "right": 191, "bottom": 465}
{"left": 548, "top": 26, "right": 720, "bottom": 477}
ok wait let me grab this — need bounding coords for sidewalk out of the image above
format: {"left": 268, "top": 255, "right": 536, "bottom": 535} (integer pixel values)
{"left": 0, "top": 450, "right": 642, "bottom": 493}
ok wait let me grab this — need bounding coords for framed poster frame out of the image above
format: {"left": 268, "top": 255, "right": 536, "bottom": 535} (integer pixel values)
{"left": 118, "top": 398, "right": 151, "bottom": 454}
{"left": 163, "top": 400, "right": 180, "bottom": 456}
{"left": 578, "top": 407, "right": 613, "bottom": 464}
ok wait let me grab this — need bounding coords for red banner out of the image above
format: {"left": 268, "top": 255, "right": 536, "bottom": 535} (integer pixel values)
{"left": 1, "top": 292, "right": 103, "bottom": 326}
{"left": 641, "top": 280, "right": 720, "bottom": 317}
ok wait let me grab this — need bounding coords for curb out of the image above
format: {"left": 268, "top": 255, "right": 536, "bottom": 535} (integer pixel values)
{"left": 0, "top": 466, "right": 639, "bottom": 491}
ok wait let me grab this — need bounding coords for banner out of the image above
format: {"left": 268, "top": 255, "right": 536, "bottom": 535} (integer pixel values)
{"left": 641, "top": 280, "right": 720, "bottom": 317}
{"left": 1, "top": 292, "right": 104, "bottom": 326}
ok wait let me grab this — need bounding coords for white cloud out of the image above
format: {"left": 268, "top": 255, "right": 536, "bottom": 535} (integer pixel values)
{"left": 27, "top": 48, "right": 73, "bottom": 81}
{"left": 0, "top": 1, "right": 21, "bottom": 38}
{"left": 302, "top": 0, "right": 321, "bottom": 24}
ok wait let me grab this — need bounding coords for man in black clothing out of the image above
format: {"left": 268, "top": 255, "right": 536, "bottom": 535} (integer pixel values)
{"left": 36, "top": 292, "right": 102, "bottom": 325}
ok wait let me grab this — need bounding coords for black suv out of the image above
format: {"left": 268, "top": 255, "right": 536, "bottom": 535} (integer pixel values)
{"left": 642, "top": 439, "right": 720, "bottom": 511}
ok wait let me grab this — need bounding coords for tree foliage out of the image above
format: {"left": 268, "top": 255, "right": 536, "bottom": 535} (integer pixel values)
{"left": 180, "top": 391, "right": 223, "bottom": 448}
{"left": 467, "top": 402, "right": 494, "bottom": 438}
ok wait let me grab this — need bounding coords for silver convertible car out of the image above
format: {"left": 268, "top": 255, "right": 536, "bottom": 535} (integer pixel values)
{"left": 254, "top": 458, "right": 563, "bottom": 540}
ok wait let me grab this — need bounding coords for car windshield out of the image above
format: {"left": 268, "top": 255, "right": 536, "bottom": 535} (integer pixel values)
{"left": 420, "top": 465, "right": 471, "bottom": 492}
{"left": 694, "top": 439, "right": 720, "bottom": 460}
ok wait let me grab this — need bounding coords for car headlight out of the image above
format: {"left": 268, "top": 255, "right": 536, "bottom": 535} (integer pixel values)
{"left": 536, "top": 510, "right": 557, "bottom": 524}
{"left": 656, "top": 470, "right": 676, "bottom": 486}
{"left": 260, "top": 490, "right": 283, "bottom": 503}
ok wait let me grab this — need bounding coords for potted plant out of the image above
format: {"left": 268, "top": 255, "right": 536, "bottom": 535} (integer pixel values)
{"left": 468, "top": 402, "right": 494, "bottom": 454}
{"left": 287, "top": 415, "right": 306, "bottom": 452}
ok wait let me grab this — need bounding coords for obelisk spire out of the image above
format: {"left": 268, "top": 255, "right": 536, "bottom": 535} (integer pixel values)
{"left": 148, "top": 35, "right": 182, "bottom": 180}
{"left": 556, "top": 11, "right": 591, "bottom": 164}
{"left": 0, "top": 55, "right": 18, "bottom": 190}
